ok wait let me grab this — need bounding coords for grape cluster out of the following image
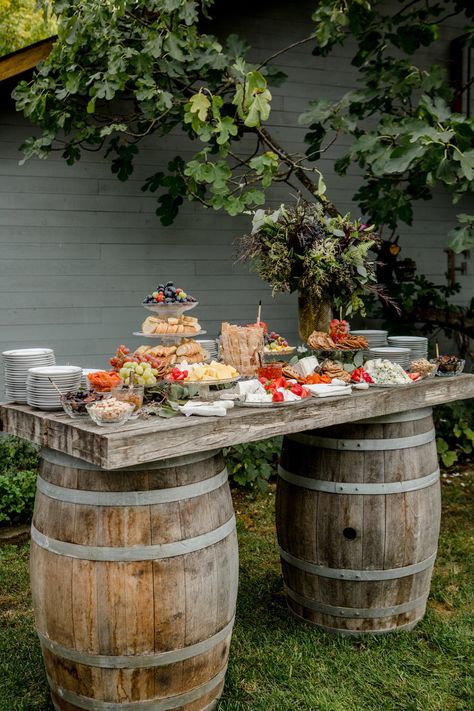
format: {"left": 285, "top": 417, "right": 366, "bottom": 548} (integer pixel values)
{"left": 264, "top": 331, "right": 289, "bottom": 349}
{"left": 119, "top": 361, "right": 159, "bottom": 386}
{"left": 143, "top": 281, "right": 196, "bottom": 304}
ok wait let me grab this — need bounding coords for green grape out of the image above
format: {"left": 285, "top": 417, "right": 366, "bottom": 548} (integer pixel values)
{"left": 124, "top": 362, "right": 134, "bottom": 369}
{"left": 135, "top": 364, "right": 144, "bottom": 375}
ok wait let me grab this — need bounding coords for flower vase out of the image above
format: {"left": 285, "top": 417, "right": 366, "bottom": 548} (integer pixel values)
{"left": 298, "top": 292, "right": 332, "bottom": 342}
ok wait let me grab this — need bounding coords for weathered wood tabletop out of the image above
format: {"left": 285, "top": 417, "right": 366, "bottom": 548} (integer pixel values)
{"left": 1, "top": 375, "right": 473, "bottom": 469}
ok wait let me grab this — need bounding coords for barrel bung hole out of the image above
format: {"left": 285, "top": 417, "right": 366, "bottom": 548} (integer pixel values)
{"left": 343, "top": 527, "right": 357, "bottom": 541}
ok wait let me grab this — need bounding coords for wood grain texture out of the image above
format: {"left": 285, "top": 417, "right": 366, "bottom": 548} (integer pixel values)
{"left": 0, "top": 38, "right": 55, "bottom": 82}
{"left": 276, "top": 411, "right": 441, "bottom": 635}
{"left": 31, "top": 450, "right": 238, "bottom": 710}
{"left": 1, "top": 375, "right": 473, "bottom": 469}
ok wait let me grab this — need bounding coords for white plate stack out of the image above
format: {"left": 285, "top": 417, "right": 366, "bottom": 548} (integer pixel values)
{"left": 196, "top": 339, "right": 219, "bottom": 361}
{"left": 2, "top": 348, "right": 55, "bottom": 403}
{"left": 350, "top": 330, "right": 388, "bottom": 360}
{"left": 367, "top": 347, "right": 411, "bottom": 369}
{"left": 387, "top": 336, "right": 428, "bottom": 362}
{"left": 26, "top": 365, "right": 82, "bottom": 411}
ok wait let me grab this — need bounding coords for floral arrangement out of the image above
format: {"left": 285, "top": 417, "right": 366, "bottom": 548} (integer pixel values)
{"left": 239, "top": 201, "right": 387, "bottom": 316}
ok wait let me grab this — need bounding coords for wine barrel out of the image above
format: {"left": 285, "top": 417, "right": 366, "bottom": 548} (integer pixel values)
{"left": 276, "top": 407, "right": 440, "bottom": 635}
{"left": 30, "top": 447, "right": 238, "bottom": 710}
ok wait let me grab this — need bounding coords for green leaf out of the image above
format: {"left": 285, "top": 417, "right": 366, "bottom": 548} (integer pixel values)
{"left": 383, "top": 144, "right": 425, "bottom": 174}
{"left": 441, "top": 450, "right": 458, "bottom": 468}
{"left": 244, "top": 90, "right": 272, "bottom": 127}
{"left": 188, "top": 92, "right": 211, "bottom": 122}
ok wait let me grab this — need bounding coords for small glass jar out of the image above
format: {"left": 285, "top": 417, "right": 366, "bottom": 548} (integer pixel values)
{"left": 110, "top": 384, "right": 144, "bottom": 419}
{"left": 258, "top": 362, "right": 283, "bottom": 380}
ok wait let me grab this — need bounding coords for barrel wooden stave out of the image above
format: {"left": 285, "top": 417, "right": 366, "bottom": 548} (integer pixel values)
{"left": 31, "top": 449, "right": 238, "bottom": 710}
{"left": 276, "top": 410, "right": 441, "bottom": 634}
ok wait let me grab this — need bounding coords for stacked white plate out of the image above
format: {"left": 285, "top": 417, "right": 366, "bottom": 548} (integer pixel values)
{"left": 2, "top": 348, "right": 56, "bottom": 403}
{"left": 387, "top": 336, "right": 428, "bottom": 362}
{"left": 26, "top": 365, "right": 82, "bottom": 411}
{"left": 196, "top": 339, "right": 219, "bottom": 360}
{"left": 350, "top": 330, "right": 388, "bottom": 361}
{"left": 81, "top": 368, "right": 102, "bottom": 389}
{"left": 368, "top": 347, "right": 411, "bottom": 369}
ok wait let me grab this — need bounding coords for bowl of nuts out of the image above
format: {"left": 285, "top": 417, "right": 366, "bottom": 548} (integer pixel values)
{"left": 86, "top": 398, "right": 135, "bottom": 427}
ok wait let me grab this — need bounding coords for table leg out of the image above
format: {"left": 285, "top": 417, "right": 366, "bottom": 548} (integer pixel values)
{"left": 30, "top": 447, "right": 238, "bottom": 709}
{"left": 276, "top": 408, "right": 441, "bottom": 635}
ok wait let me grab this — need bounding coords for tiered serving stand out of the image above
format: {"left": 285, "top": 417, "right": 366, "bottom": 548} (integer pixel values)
{"left": 133, "top": 301, "right": 238, "bottom": 397}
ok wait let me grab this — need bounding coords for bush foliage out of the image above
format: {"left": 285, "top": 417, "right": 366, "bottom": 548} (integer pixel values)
{"left": 0, "top": 436, "right": 39, "bottom": 525}
{"left": 224, "top": 438, "right": 281, "bottom": 491}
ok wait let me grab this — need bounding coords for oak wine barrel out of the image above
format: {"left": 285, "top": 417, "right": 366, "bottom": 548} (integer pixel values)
{"left": 30, "top": 447, "right": 238, "bottom": 710}
{"left": 276, "top": 407, "right": 441, "bottom": 635}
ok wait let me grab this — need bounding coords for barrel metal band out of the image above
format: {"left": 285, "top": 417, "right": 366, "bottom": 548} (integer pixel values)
{"left": 31, "top": 516, "right": 236, "bottom": 561}
{"left": 36, "top": 467, "right": 228, "bottom": 507}
{"left": 357, "top": 407, "right": 432, "bottom": 424}
{"left": 38, "top": 616, "right": 234, "bottom": 669}
{"left": 285, "top": 587, "right": 429, "bottom": 618}
{"left": 41, "top": 447, "right": 221, "bottom": 472}
{"left": 287, "top": 429, "right": 435, "bottom": 451}
{"left": 279, "top": 548, "right": 437, "bottom": 580}
{"left": 47, "top": 665, "right": 227, "bottom": 710}
{"left": 287, "top": 607, "right": 422, "bottom": 636}
{"left": 278, "top": 466, "right": 440, "bottom": 495}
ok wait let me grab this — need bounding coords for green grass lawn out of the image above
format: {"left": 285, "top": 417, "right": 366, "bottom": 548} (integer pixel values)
{"left": 0, "top": 472, "right": 472, "bottom": 711}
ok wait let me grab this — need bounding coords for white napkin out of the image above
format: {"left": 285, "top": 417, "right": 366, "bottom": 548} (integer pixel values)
{"left": 179, "top": 401, "right": 228, "bottom": 417}
{"left": 305, "top": 384, "right": 352, "bottom": 398}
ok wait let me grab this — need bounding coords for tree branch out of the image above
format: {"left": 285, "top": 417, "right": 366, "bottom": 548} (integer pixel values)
{"left": 256, "top": 35, "right": 316, "bottom": 70}
{"left": 254, "top": 126, "right": 340, "bottom": 216}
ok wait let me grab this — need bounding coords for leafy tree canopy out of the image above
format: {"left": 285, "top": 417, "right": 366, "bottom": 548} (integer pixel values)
{"left": 12, "top": 0, "right": 474, "bottom": 252}
{"left": 0, "top": 0, "right": 56, "bottom": 56}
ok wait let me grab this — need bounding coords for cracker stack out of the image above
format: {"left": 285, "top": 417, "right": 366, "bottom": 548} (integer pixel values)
{"left": 220, "top": 323, "right": 264, "bottom": 376}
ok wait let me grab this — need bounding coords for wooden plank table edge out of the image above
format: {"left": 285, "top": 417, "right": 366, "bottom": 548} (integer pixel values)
{"left": 1, "top": 374, "right": 473, "bottom": 469}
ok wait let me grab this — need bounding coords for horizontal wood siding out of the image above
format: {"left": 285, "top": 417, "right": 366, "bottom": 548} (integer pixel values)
{"left": 0, "top": 0, "right": 472, "bottom": 391}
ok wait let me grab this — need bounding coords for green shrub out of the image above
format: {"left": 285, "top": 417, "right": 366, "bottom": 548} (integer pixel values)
{"left": 0, "top": 436, "right": 39, "bottom": 525}
{"left": 224, "top": 437, "right": 281, "bottom": 491}
{"left": 434, "top": 401, "right": 474, "bottom": 469}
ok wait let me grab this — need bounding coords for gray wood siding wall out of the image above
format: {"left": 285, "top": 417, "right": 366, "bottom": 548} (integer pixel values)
{"left": 0, "top": 0, "right": 472, "bottom": 386}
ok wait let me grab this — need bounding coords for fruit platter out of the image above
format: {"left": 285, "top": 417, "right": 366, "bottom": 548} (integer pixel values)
{"left": 263, "top": 328, "right": 295, "bottom": 356}
{"left": 142, "top": 281, "right": 198, "bottom": 316}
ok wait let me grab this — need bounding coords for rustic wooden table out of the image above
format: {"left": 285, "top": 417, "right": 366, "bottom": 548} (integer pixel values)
{"left": 1, "top": 375, "right": 473, "bottom": 710}
{"left": 1, "top": 375, "right": 473, "bottom": 469}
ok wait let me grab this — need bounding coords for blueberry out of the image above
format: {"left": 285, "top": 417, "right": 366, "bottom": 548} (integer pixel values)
{"left": 166, "top": 281, "right": 173, "bottom": 287}
{"left": 165, "top": 297, "right": 172, "bottom": 303}
{"left": 157, "top": 284, "right": 164, "bottom": 290}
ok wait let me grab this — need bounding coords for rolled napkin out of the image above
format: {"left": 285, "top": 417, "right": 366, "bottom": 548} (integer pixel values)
{"left": 305, "top": 384, "right": 352, "bottom": 398}
{"left": 179, "top": 401, "right": 228, "bottom": 417}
